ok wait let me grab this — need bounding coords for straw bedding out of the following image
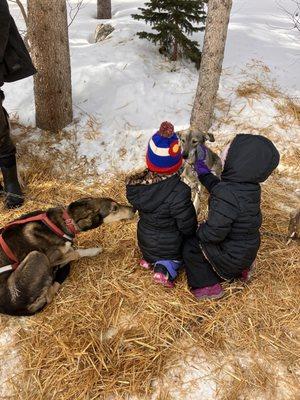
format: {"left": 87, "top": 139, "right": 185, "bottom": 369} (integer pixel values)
{"left": 0, "top": 128, "right": 299, "bottom": 399}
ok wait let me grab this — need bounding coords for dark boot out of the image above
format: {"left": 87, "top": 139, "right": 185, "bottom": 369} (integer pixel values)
{"left": 1, "top": 158, "right": 24, "bottom": 209}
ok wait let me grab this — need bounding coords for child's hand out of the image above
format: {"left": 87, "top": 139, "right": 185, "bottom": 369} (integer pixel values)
{"left": 195, "top": 158, "right": 211, "bottom": 176}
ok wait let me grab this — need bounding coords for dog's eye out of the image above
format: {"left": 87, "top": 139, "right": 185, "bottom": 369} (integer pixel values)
{"left": 111, "top": 203, "right": 118, "bottom": 213}
{"left": 181, "top": 139, "right": 185, "bottom": 143}
{"left": 192, "top": 139, "right": 198, "bottom": 144}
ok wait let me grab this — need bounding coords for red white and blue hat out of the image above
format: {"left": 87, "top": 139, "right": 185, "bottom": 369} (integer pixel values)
{"left": 146, "top": 121, "right": 183, "bottom": 174}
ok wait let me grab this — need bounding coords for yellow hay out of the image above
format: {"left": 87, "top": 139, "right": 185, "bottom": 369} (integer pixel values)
{"left": 0, "top": 120, "right": 299, "bottom": 399}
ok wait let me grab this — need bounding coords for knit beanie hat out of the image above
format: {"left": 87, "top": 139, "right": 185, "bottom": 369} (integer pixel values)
{"left": 146, "top": 121, "right": 183, "bottom": 174}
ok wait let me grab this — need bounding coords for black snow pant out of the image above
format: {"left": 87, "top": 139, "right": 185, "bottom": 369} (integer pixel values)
{"left": 183, "top": 236, "right": 222, "bottom": 289}
{"left": 0, "top": 89, "right": 16, "bottom": 168}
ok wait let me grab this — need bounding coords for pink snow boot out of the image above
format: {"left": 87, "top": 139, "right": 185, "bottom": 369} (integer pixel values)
{"left": 152, "top": 260, "right": 181, "bottom": 289}
{"left": 139, "top": 259, "right": 152, "bottom": 270}
{"left": 240, "top": 260, "right": 256, "bottom": 282}
{"left": 153, "top": 271, "right": 175, "bottom": 288}
{"left": 191, "top": 283, "right": 224, "bottom": 300}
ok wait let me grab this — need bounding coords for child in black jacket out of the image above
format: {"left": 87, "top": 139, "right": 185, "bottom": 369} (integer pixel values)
{"left": 183, "top": 134, "right": 280, "bottom": 300}
{"left": 126, "top": 122, "right": 197, "bottom": 288}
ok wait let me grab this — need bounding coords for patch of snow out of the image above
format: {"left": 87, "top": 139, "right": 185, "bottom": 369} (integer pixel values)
{"left": 150, "top": 349, "right": 297, "bottom": 400}
{"left": 3, "top": 0, "right": 300, "bottom": 175}
{"left": 1, "top": 1, "right": 299, "bottom": 396}
{"left": 0, "top": 323, "right": 21, "bottom": 398}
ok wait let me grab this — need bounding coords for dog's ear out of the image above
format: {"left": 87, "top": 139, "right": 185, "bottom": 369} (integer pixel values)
{"left": 68, "top": 199, "right": 97, "bottom": 230}
{"left": 177, "top": 130, "right": 184, "bottom": 140}
{"left": 204, "top": 133, "right": 215, "bottom": 142}
{"left": 76, "top": 210, "right": 95, "bottom": 231}
{"left": 109, "top": 201, "right": 118, "bottom": 213}
{"left": 177, "top": 129, "right": 189, "bottom": 140}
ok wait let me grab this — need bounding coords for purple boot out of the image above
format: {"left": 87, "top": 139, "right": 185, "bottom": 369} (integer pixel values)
{"left": 191, "top": 283, "right": 224, "bottom": 300}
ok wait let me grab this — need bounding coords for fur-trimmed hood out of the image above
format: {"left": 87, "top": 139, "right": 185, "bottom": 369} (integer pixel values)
{"left": 126, "top": 169, "right": 178, "bottom": 185}
{"left": 126, "top": 169, "right": 180, "bottom": 213}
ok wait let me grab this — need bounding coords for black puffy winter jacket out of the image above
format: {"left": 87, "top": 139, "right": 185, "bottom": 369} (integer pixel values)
{"left": 126, "top": 170, "right": 197, "bottom": 263}
{"left": 197, "top": 134, "right": 280, "bottom": 280}
{"left": 0, "top": 0, "right": 36, "bottom": 86}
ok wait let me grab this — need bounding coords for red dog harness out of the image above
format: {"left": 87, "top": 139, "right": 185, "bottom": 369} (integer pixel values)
{"left": 0, "top": 210, "right": 78, "bottom": 274}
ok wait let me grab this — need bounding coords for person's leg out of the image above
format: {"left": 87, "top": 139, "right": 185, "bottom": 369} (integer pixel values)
{"left": 0, "top": 89, "right": 23, "bottom": 209}
{"left": 183, "top": 236, "right": 221, "bottom": 288}
{"left": 0, "top": 90, "right": 16, "bottom": 159}
{"left": 183, "top": 236, "right": 223, "bottom": 299}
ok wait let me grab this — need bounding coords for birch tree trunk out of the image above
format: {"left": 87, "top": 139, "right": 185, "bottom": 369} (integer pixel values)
{"left": 28, "top": 0, "right": 73, "bottom": 132}
{"left": 97, "top": 0, "right": 112, "bottom": 19}
{"left": 190, "top": 0, "right": 232, "bottom": 132}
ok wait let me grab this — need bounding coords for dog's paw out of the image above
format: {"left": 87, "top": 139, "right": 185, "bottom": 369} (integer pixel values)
{"left": 87, "top": 247, "right": 103, "bottom": 257}
{"left": 46, "top": 283, "right": 61, "bottom": 304}
{"left": 77, "top": 247, "right": 103, "bottom": 258}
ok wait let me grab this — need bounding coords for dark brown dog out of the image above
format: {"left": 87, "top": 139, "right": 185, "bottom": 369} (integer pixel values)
{"left": 0, "top": 197, "right": 135, "bottom": 316}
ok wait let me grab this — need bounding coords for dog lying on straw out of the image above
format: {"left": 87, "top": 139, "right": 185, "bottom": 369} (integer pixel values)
{"left": 0, "top": 197, "right": 134, "bottom": 316}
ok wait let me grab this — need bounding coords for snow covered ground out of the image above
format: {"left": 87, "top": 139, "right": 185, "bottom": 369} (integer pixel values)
{"left": 1, "top": 1, "right": 300, "bottom": 398}
{"left": 4, "top": 0, "right": 300, "bottom": 175}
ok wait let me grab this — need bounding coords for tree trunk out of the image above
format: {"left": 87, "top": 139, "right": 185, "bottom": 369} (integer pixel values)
{"left": 172, "top": 39, "right": 178, "bottom": 61}
{"left": 97, "top": 0, "right": 112, "bottom": 19}
{"left": 28, "top": 0, "right": 73, "bottom": 132}
{"left": 190, "top": 0, "right": 232, "bottom": 132}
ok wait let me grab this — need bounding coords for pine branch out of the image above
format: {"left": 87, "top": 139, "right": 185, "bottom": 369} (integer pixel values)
{"left": 132, "top": 0, "right": 206, "bottom": 67}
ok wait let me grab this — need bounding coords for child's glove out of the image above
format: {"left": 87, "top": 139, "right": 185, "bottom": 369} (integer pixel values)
{"left": 195, "top": 158, "right": 211, "bottom": 176}
{"left": 195, "top": 144, "right": 211, "bottom": 176}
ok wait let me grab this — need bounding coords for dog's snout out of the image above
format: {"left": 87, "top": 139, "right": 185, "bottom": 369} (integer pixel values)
{"left": 103, "top": 204, "right": 136, "bottom": 224}
{"left": 182, "top": 152, "right": 189, "bottom": 159}
{"left": 126, "top": 206, "right": 136, "bottom": 218}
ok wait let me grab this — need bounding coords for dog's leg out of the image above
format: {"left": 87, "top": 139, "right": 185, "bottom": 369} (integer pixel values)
{"left": 193, "top": 191, "right": 201, "bottom": 215}
{"left": 212, "top": 158, "right": 223, "bottom": 178}
{"left": 77, "top": 247, "right": 103, "bottom": 257}
{"left": 55, "top": 247, "right": 103, "bottom": 263}
{"left": 46, "top": 281, "right": 61, "bottom": 304}
{"left": 49, "top": 246, "right": 103, "bottom": 267}
{"left": 210, "top": 150, "right": 223, "bottom": 178}
{"left": 44, "top": 263, "right": 71, "bottom": 304}
{"left": 7, "top": 251, "right": 53, "bottom": 314}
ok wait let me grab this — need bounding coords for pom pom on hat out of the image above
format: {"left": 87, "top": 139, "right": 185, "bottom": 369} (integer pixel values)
{"left": 159, "top": 121, "right": 174, "bottom": 137}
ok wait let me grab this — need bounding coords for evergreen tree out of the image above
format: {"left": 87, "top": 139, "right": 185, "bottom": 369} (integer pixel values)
{"left": 132, "top": 0, "right": 206, "bottom": 68}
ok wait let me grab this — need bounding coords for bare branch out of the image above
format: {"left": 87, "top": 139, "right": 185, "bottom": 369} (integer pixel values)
{"left": 67, "top": 0, "right": 85, "bottom": 27}
{"left": 8, "top": 0, "right": 30, "bottom": 50}
{"left": 277, "top": 0, "right": 300, "bottom": 32}
{"left": 8, "top": 0, "right": 28, "bottom": 25}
